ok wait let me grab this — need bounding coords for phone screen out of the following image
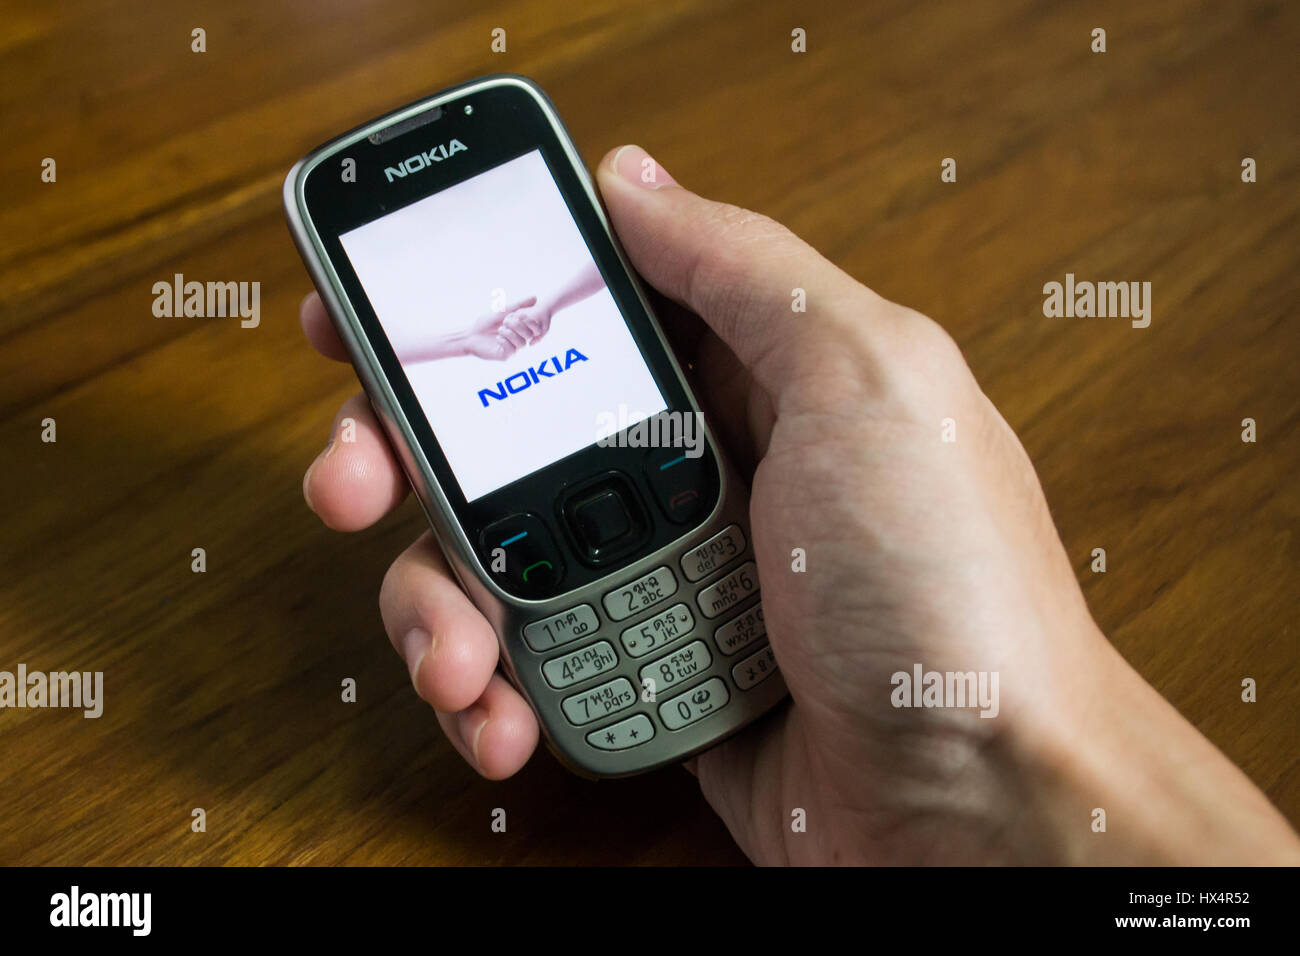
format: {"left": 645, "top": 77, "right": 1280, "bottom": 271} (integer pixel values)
{"left": 338, "top": 149, "right": 667, "bottom": 502}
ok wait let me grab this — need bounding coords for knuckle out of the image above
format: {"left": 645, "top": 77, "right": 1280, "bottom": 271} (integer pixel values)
{"left": 704, "top": 203, "right": 788, "bottom": 244}
{"left": 796, "top": 299, "right": 977, "bottom": 417}
{"left": 684, "top": 202, "right": 800, "bottom": 326}
{"left": 878, "top": 309, "right": 980, "bottom": 414}
{"left": 694, "top": 205, "right": 793, "bottom": 280}
{"left": 896, "top": 309, "right": 967, "bottom": 375}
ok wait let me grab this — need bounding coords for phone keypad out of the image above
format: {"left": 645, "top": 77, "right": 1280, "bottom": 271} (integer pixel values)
{"left": 659, "top": 677, "right": 730, "bottom": 731}
{"left": 619, "top": 603, "right": 695, "bottom": 658}
{"left": 601, "top": 566, "right": 678, "bottom": 621}
{"left": 696, "top": 561, "right": 759, "bottom": 619}
{"left": 523, "top": 603, "right": 599, "bottom": 652}
{"left": 561, "top": 677, "right": 636, "bottom": 726}
{"left": 714, "top": 602, "right": 765, "bottom": 656}
{"left": 731, "top": 644, "right": 778, "bottom": 690}
{"left": 681, "top": 524, "right": 746, "bottom": 582}
{"left": 638, "top": 640, "right": 712, "bottom": 691}
{"left": 586, "top": 714, "right": 655, "bottom": 751}
{"left": 543, "top": 640, "right": 618, "bottom": 690}
{"left": 523, "top": 521, "right": 772, "bottom": 756}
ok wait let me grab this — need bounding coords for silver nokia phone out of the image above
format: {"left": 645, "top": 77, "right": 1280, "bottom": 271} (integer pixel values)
{"left": 283, "top": 74, "right": 786, "bottom": 777}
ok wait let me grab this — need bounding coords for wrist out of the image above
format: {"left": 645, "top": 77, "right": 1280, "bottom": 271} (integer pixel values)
{"left": 442, "top": 329, "right": 477, "bottom": 358}
{"left": 1008, "top": 627, "right": 1300, "bottom": 864}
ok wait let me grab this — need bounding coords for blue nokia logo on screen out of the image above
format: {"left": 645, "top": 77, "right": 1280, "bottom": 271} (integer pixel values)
{"left": 478, "top": 349, "right": 589, "bottom": 407}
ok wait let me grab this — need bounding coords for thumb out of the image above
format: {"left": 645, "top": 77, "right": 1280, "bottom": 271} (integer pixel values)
{"left": 500, "top": 295, "right": 537, "bottom": 315}
{"left": 596, "top": 144, "right": 875, "bottom": 393}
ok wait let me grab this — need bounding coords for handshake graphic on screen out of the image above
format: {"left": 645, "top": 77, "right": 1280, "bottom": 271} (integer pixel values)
{"left": 397, "top": 261, "right": 606, "bottom": 366}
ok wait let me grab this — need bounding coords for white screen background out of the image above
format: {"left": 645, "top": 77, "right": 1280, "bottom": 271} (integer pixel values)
{"left": 339, "top": 150, "right": 666, "bottom": 501}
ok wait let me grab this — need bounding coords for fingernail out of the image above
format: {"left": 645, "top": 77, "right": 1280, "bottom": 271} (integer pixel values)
{"left": 611, "top": 144, "right": 676, "bottom": 190}
{"left": 458, "top": 705, "right": 489, "bottom": 767}
{"left": 401, "top": 627, "right": 433, "bottom": 691}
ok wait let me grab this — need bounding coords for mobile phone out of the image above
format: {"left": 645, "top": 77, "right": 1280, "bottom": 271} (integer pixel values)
{"left": 283, "top": 74, "right": 786, "bottom": 777}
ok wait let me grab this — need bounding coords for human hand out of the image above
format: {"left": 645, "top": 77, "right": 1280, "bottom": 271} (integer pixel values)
{"left": 298, "top": 146, "right": 1300, "bottom": 865}
{"left": 459, "top": 296, "right": 537, "bottom": 360}
{"left": 499, "top": 299, "right": 554, "bottom": 346}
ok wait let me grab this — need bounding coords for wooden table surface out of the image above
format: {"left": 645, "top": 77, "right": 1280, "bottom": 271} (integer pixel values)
{"left": 1, "top": 0, "right": 1296, "bottom": 865}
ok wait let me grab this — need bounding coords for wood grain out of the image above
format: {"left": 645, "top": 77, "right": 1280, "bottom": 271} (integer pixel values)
{"left": 0, "top": 0, "right": 1295, "bottom": 864}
